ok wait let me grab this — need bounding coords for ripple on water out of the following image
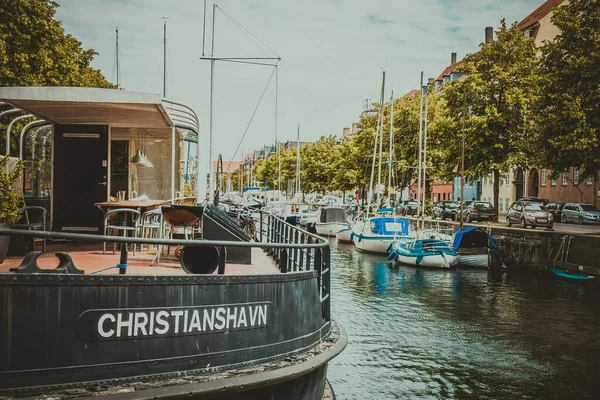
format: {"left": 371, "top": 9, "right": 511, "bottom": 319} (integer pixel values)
{"left": 328, "top": 242, "right": 600, "bottom": 399}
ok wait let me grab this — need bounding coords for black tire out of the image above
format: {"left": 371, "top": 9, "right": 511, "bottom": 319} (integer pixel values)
{"left": 520, "top": 218, "right": 526, "bottom": 228}
{"left": 578, "top": 216, "right": 583, "bottom": 225}
{"left": 506, "top": 217, "right": 511, "bottom": 227}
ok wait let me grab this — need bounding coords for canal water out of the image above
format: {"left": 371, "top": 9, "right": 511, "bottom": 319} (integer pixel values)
{"left": 328, "top": 241, "right": 600, "bottom": 399}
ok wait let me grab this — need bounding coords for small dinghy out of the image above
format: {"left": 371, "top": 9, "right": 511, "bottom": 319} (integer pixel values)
{"left": 551, "top": 267, "right": 596, "bottom": 282}
{"left": 389, "top": 238, "right": 459, "bottom": 269}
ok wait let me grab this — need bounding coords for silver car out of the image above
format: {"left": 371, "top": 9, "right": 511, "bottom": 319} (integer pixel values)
{"left": 506, "top": 201, "right": 553, "bottom": 229}
{"left": 561, "top": 203, "right": 600, "bottom": 224}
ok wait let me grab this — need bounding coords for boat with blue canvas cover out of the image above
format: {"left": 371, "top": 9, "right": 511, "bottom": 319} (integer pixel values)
{"left": 351, "top": 215, "right": 412, "bottom": 254}
{"left": 452, "top": 226, "right": 498, "bottom": 268}
{"left": 389, "top": 238, "right": 459, "bottom": 268}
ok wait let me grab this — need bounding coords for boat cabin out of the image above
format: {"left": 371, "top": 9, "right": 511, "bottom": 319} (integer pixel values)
{"left": 0, "top": 87, "right": 200, "bottom": 233}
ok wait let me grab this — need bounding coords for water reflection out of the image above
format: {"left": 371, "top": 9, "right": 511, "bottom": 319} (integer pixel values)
{"left": 329, "top": 241, "right": 600, "bottom": 399}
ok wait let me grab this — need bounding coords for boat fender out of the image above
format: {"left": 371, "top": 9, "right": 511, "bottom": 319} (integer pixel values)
{"left": 415, "top": 255, "right": 423, "bottom": 265}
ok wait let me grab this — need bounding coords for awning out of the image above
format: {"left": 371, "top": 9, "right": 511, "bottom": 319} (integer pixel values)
{"left": 0, "top": 87, "right": 172, "bottom": 129}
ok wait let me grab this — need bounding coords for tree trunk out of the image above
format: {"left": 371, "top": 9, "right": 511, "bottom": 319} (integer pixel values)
{"left": 493, "top": 169, "right": 500, "bottom": 221}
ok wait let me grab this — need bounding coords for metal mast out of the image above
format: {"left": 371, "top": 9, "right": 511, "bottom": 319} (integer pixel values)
{"left": 416, "top": 72, "right": 424, "bottom": 225}
{"left": 388, "top": 89, "right": 394, "bottom": 198}
{"left": 208, "top": 3, "right": 216, "bottom": 203}
{"left": 369, "top": 71, "right": 385, "bottom": 205}
{"left": 296, "top": 124, "right": 300, "bottom": 195}
{"left": 376, "top": 72, "right": 385, "bottom": 207}
{"left": 115, "top": 27, "right": 120, "bottom": 89}
{"left": 163, "top": 18, "right": 167, "bottom": 98}
{"left": 422, "top": 82, "right": 429, "bottom": 230}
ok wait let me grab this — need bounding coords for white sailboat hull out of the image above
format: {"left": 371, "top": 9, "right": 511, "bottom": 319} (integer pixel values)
{"left": 353, "top": 236, "right": 395, "bottom": 254}
{"left": 457, "top": 253, "right": 489, "bottom": 268}
{"left": 316, "top": 222, "right": 349, "bottom": 237}
{"left": 395, "top": 253, "right": 458, "bottom": 269}
{"left": 335, "top": 228, "right": 353, "bottom": 243}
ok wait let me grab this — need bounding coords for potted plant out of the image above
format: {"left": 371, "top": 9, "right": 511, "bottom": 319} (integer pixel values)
{"left": 0, "top": 155, "right": 25, "bottom": 264}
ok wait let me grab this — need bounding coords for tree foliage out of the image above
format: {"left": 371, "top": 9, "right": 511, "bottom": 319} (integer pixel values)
{"left": 531, "top": 0, "right": 600, "bottom": 180}
{"left": 0, "top": 0, "right": 113, "bottom": 87}
{"left": 440, "top": 20, "right": 538, "bottom": 212}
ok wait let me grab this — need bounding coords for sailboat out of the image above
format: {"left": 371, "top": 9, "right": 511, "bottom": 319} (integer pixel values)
{"left": 389, "top": 73, "right": 457, "bottom": 268}
{"left": 352, "top": 72, "right": 413, "bottom": 254}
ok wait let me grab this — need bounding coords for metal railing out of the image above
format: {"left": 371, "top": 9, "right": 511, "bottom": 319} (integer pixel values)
{"left": 0, "top": 212, "right": 331, "bottom": 321}
{"left": 256, "top": 210, "right": 331, "bottom": 321}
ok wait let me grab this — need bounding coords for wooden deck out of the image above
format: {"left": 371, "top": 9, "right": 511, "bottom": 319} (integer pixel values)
{"left": 0, "top": 242, "right": 279, "bottom": 275}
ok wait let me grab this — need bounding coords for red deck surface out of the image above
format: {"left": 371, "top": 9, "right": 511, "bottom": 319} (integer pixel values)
{"left": 0, "top": 242, "right": 278, "bottom": 275}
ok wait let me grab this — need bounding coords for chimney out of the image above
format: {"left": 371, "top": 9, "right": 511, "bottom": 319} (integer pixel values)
{"left": 485, "top": 26, "right": 493, "bottom": 43}
{"left": 343, "top": 127, "right": 350, "bottom": 138}
{"left": 451, "top": 52, "right": 457, "bottom": 66}
{"left": 428, "top": 78, "right": 434, "bottom": 85}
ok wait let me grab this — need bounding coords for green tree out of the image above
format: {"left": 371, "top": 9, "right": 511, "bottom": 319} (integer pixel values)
{"left": 532, "top": 0, "right": 600, "bottom": 182}
{"left": 300, "top": 136, "right": 340, "bottom": 194}
{"left": 0, "top": 0, "right": 112, "bottom": 88}
{"left": 440, "top": 20, "right": 537, "bottom": 214}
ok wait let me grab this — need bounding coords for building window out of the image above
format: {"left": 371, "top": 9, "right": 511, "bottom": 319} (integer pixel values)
{"left": 505, "top": 172, "right": 510, "bottom": 186}
{"left": 541, "top": 169, "right": 546, "bottom": 186}
{"left": 505, "top": 198, "right": 509, "bottom": 211}
{"left": 551, "top": 177, "right": 556, "bottom": 186}
{"left": 574, "top": 169, "right": 579, "bottom": 184}
{"left": 499, "top": 198, "right": 504, "bottom": 212}
{"left": 483, "top": 176, "right": 488, "bottom": 186}
{"left": 587, "top": 175, "right": 594, "bottom": 185}
{"left": 563, "top": 169, "right": 569, "bottom": 185}
{"left": 489, "top": 174, "right": 493, "bottom": 186}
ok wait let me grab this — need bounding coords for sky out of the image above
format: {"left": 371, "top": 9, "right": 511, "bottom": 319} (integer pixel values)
{"left": 55, "top": 0, "right": 546, "bottom": 163}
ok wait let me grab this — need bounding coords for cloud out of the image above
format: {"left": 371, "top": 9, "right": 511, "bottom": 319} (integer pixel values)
{"left": 54, "top": 0, "right": 545, "bottom": 162}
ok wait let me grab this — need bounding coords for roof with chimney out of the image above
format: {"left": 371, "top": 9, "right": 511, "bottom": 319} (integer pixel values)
{"left": 436, "top": 60, "right": 464, "bottom": 82}
{"left": 517, "top": 0, "right": 566, "bottom": 37}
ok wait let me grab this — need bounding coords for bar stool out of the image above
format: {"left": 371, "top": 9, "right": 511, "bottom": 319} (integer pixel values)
{"left": 103, "top": 208, "right": 141, "bottom": 255}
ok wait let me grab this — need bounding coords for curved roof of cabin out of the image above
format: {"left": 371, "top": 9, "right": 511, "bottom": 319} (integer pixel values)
{"left": 0, "top": 86, "right": 180, "bottom": 129}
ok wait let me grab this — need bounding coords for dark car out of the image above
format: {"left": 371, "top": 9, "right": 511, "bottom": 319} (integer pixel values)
{"left": 561, "top": 203, "right": 600, "bottom": 224}
{"left": 398, "top": 200, "right": 418, "bottom": 216}
{"left": 545, "top": 202, "right": 565, "bottom": 222}
{"left": 460, "top": 201, "right": 495, "bottom": 222}
{"left": 506, "top": 201, "right": 553, "bottom": 229}
{"left": 432, "top": 201, "right": 459, "bottom": 220}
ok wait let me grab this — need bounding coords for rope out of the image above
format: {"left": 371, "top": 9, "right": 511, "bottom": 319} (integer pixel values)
{"left": 90, "top": 263, "right": 128, "bottom": 275}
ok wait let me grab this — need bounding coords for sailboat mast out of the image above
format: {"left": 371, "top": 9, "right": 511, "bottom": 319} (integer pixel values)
{"left": 416, "top": 72, "right": 424, "bottom": 222}
{"left": 115, "top": 27, "right": 119, "bottom": 89}
{"left": 422, "top": 82, "right": 429, "bottom": 229}
{"left": 208, "top": 3, "right": 216, "bottom": 203}
{"left": 296, "top": 124, "right": 301, "bottom": 195}
{"left": 376, "top": 72, "right": 385, "bottom": 207}
{"left": 388, "top": 89, "right": 394, "bottom": 198}
{"left": 163, "top": 18, "right": 167, "bottom": 98}
{"left": 369, "top": 71, "right": 385, "bottom": 205}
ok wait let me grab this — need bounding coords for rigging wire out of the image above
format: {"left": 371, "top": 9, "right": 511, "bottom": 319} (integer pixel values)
{"left": 215, "top": 5, "right": 280, "bottom": 59}
{"left": 227, "top": 66, "right": 277, "bottom": 173}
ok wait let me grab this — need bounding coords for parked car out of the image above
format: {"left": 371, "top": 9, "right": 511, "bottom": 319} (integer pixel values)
{"left": 517, "top": 196, "right": 550, "bottom": 206}
{"left": 432, "top": 201, "right": 459, "bottom": 220}
{"left": 398, "top": 200, "right": 418, "bottom": 216}
{"left": 458, "top": 201, "right": 495, "bottom": 222}
{"left": 506, "top": 201, "right": 553, "bottom": 229}
{"left": 545, "top": 202, "right": 566, "bottom": 223}
{"left": 561, "top": 203, "right": 600, "bottom": 224}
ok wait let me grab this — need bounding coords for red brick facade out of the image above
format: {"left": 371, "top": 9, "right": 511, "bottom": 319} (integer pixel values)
{"left": 431, "top": 183, "right": 453, "bottom": 202}
{"left": 536, "top": 168, "right": 599, "bottom": 205}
